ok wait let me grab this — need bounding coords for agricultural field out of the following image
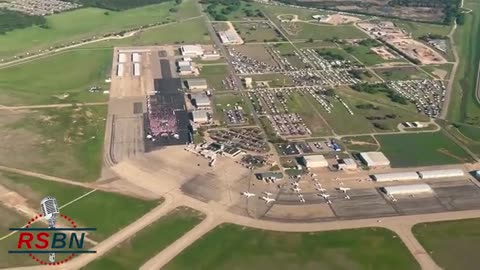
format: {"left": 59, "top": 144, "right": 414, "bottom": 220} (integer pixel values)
{"left": 280, "top": 22, "right": 368, "bottom": 41}
{"left": 376, "top": 132, "right": 474, "bottom": 167}
{"left": 341, "top": 135, "right": 379, "bottom": 152}
{"left": 83, "top": 207, "right": 204, "bottom": 270}
{"left": 0, "top": 49, "right": 111, "bottom": 106}
{"left": 163, "top": 224, "right": 420, "bottom": 270}
{"left": 413, "top": 218, "right": 480, "bottom": 270}
{"left": 447, "top": 0, "right": 480, "bottom": 126}
{"left": 0, "top": 172, "right": 161, "bottom": 241}
{"left": 286, "top": 92, "right": 333, "bottom": 137}
{"left": 374, "top": 66, "right": 432, "bottom": 81}
{"left": 0, "top": 1, "right": 190, "bottom": 58}
{"left": 233, "top": 21, "right": 284, "bottom": 43}
{"left": 0, "top": 106, "right": 107, "bottom": 181}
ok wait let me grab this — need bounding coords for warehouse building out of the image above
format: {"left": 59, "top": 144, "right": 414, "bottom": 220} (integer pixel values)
{"left": 244, "top": 77, "right": 253, "bottom": 88}
{"left": 302, "top": 155, "right": 328, "bottom": 168}
{"left": 418, "top": 169, "right": 465, "bottom": 179}
{"left": 218, "top": 30, "right": 244, "bottom": 45}
{"left": 372, "top": 172, "right": 419, "bottom": 182}
{"left": 191, "top": 93, "right": 210, "bottom": 109}
{"left": 186, "top": 78, "right": 208, "bottom": 90}
{"left": 383, "top": 184, "right": 433, "bottom": 196}
{"left": 181, "top": 45, "right": 204, "bottom": 57}
{"left": 359, "top": 152, "right": 390, "bottom": 167}
{"left": 192, "top": 110, "right": 209, "bottom": 123}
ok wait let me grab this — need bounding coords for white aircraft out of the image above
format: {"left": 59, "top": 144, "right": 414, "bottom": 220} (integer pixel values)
{"left": 316, "top": 187, "right": 327, "bottom": 192}
{"left": 338, "top": 187, "right": 351, "bottom": 193}
{"left": 262, "top": 197, "right": 276, "bottom": 204}
{"left": 319, "top": 193, "right": 330, "bottom": 199}
{"left": 298, "top": 194, "right": 305, "bottom": 203}
{"left": 344, "top": 194, "right": 351, "bottom": 200}
{"left": 263, "top": 192, "right": 273, "bottom": 197}
{"left": 326, "top": 199, "right": 332, "bottom": 204}
{"left": 291, "top": 182, "right": 299, "bottom": 187}
{"left": 241, "top": 192, "right": 255, "bottom": 198}
{"left": 292, "top": 187, "right": 301, "bottom": 193}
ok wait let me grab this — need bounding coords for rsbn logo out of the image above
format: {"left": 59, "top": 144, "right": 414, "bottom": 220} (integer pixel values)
{"left": 8, "top": 197, "right": 96, "bottom": 266}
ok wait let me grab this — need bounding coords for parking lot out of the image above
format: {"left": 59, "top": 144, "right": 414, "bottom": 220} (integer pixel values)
{"left": 208, "top": 128, "right": 269, "bottom": 153}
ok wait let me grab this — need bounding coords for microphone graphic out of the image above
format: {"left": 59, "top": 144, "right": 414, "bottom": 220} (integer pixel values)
{"left": 40, "top": 197, "right": 59, "bottom": 263}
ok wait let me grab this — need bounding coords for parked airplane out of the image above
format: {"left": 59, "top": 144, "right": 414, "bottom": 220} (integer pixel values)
{"left": 292, "top": 187, "right": 301, "bottom": 193}
{"left": 263, "top": 192, "right": 273, "bottom": 197}
{"left": 316, "top": 187, "right": 327, "bottom": 192}
{"left": 262, "top": 197, "right": 276, "bottom": 204}
{"left": 338, "top": 187, "right": 351, "bottom": 193}
{"left": 326, "top": 199, "right": 332, "bottom": 204}
{"left": 319, "top": 193, "right": 330, "bottom": 199}
{"left": 344, "top": 194, "right": 351, "bottom": 200}
{"left": 241, "top": 192, "right": 255, "bottom": 198}
{"left": 298, "top": 194, "right": 305, "bottom": 203}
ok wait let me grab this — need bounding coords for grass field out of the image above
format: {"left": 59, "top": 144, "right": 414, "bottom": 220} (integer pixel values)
{"left": 244, "top": 73, "right": 294, "bottom": 88}
{"left": 213, "top": 93, "right": 251, "bottom": 124}
{"left": 83, "top": 207, "right": 204, "bottom": 270}
{"left": 163, "top": 224, "right": 420, "bottom": 270}
{"left": 286, "top": 92, "right": 333, "bottom": 136}
{"left": 0, "top": 106, "right": 106, "bottom": 181}
{"left": 373, "top": 66, "right": 432, "bottom": 81}
{"left": 85, "top": 17, "right": 211, "bottom": 48}
{"left": 0, "top": 49, "right": 111, "bottom": 106}
{"left": 342, "top": 41, "right": 406, "bottom": 67}
{"left": 442, "top": 122, "right": 480, "bottom": 157}
{"left": 204, "top": 1, "right": 264, "bottom": 21}
{"left": 393, "top": 20, "right": 452, "bottom": 38}
{"left": 341, "top": 135, "right": 379, "bottom": 152}
{"left": 195, "top": 64, "right": 229, "bottom": 91}
{"left": 281, "top": 22, "right": 368, "bottom": 41}
{"left": 233, "top": 21, "right": 284, "bottom": 43}
{"left": 447, "top": 0, "right": 480, "bottom": 126}
{"left": 0, "top": 0, "right": 201, "bottom": 58}
{"left": 315, "top": 47, "right": 359, "bottom": 64}
{"left": 413, "top": 218, "right": 480, "bottom": 270}
{"left": 421, "top": 64, "right": 453, "bottom": 80}
{"left": 376, "top": 132, "right": 474, "bottom": 167}
{"left": 0, "top": 205, "right": 34, "bottom": 268}
{"left": 0, "top": 172, "right": 161, "bottom": 241}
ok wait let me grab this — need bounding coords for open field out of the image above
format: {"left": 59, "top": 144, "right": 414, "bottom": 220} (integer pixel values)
{"left": 261, "top": 3, "right": 328, "bottom": 22}
{"left": 281, "top": 22, "right": 368, "bottom": 41}
{"left": 342, "top": 40, "right": 406, "bottom": 67}
{"left": 393, "top": 20, "right": 452, "bottom": 38}
{"left": 413, "top": 218, "right": 480, "bottom": 270}
{"left": 0, "top": 205, "right": 33, "bottom": 268}
{"left": 315, "top": 47, "right": 359, "bottom": 64}
{"left": 233, "top": 21, "right": 284, "bottom": 43}
{"left": 442, "top": 122, "right": 480, "bottom": 157}
{"left": 163, "top": 224, "right": 420, "bottom": 270}
{"left": 286, "top": 92, "right": 332, "bottom": 137}
{"left": 341, "top": 135, "right": 379, "bottom": 152}
{"left": 0, "top": 172, "right": 161, "bottom": 241}
{"left": 376, "top": 132, "right": 474, "bottom": 167}
{"left": 245, "top": 73, "right": 294, "bottom": 88}
{"left": 0, "top": 49, "right": 111, "bottom": 106}
{"left": 85, "top": 17, "right": 211, "bottom": 49}
{"left": 422, "top": 64, "right": 453, "bottom": 80}
{"left": 0, "top": 1, "right": 188, "bottom": 58}
{"left": 213, "top": 93, "right": 251, "bottom": 124}
{"left": 373, "top": 66, "right": 432, "bottom": 81}
{"left": 195, "top": 64, "right": 229, "bottom": 92}
{"left": 83, "top": 207, "right": 204, "bottom": 270}
{"left": 204, "top": 0, "right": 264, "bottom": 21}
{"left": 447, "top": 0, "right": 480, "bottom": 126}
{"left": 0, "top": 106, "right": 106, "bottom": 181}
{"left": 313, "top": 87, "right": 428, "bottom": 135}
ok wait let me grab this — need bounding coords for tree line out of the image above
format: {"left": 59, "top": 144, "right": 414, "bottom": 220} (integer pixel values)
{"left": 0, "top": 9, "right": 47, "bottom": 35}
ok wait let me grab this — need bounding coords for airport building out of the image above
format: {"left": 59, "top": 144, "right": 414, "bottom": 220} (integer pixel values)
{"left": 186, "top": 78, "right": 208, "bottom": 90}
{"left": 180, "top": 45, "right": 204, "bottom": 57}
{"left": 359, "top": 151, "right": 390, "bottom": 167}
{"left": 383, "top": 184, "right": 433, "bottom": 196}
{"left": 191, "top": 93, "right": 210, "bottom": 109}
{"left": 218, "top": 30, "right": 244, "bottom": 45}
{"left": 337, "top": 158, "right": 357, "bottom": 170}
{"left": 418, "top": 169, "right": 465, "bottom": 179}
{"left": 192, "top": 110, "right": 209, "bottom": 123}
{"left": 372, "top": 172, "right": 419, "bottom": 182}
{"left": 303, "top": 155, "right": 328, "bottom": 168}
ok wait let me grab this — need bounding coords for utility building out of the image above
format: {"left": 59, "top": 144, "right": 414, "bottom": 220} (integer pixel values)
{"left": 359, "top": 152, "right": 390, "bottom": 167}
{"left": 383, "top": 184, "right": 433, "bottom": 196}
{"left": 418, "top": 169, "right": 465, "bottom": 179}
{"left": 303, "top": 155, "right": 328, "bottom": 168}
{"left": 181, "top": 45, "right": 204, "bottom": 57}
{"left": 372, "top": 172, "right": 419, "bottom": 182}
